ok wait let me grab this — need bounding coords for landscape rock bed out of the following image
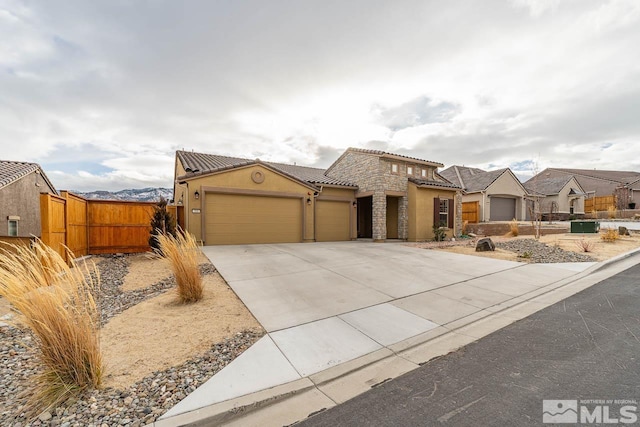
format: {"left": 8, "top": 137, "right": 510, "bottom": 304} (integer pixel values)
{"left": 496, "top": 239, "right": 596, "bottom": 263}
{"left": 0, "top": 325, "right": 261, "bottom": 426}
{"left": 1, "top": 254, "right": 261, "bottom": 426}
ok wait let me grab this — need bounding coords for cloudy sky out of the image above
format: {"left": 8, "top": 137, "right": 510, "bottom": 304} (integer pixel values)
{"left": 2, "top": 0, "right": 640, "bottom": 191}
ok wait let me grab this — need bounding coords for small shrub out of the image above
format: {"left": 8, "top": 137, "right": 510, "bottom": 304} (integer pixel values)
{"left": 432, "top": 221, "right": 447, "bottom": 242}
{"left": 509, "top": 219, "right": 519, "bottom": 237}
{"left": 0, "top": 240, "right": 102, "bottom": 411}
{"left": 574, "top": 239, "right": 596, "bottom": 252}
{"left": 519, "top": 251, "right": 532, "bottom": 259}
{"left": 157, "top": 230, "right": 203, "bottom": 303}
{"left": 149, "top": 197, "right": 177, "bottom": 252}
{"left": 462, "top": 220, "right": 469, "bottom": 235}
{"left": 601, "top": 228, "right": 619, "bottom": 242}
{"left": 607, "top": 205, "right": 617, "bottom": 219}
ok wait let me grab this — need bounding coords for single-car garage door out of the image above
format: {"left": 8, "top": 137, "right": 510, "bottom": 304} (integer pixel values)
{"left": 205, "top": 193, "right": 303, "bottom": 245}
{"left": 316, "top": 200, "right": 351, "bottom": 242}
{"left": 491, "top": 197, "right": 516, "bottom": 221}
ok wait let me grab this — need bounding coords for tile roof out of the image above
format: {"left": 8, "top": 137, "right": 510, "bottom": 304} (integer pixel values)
{"left": 523, "top": 175, "right": 574, "bottom": 195}
{"left": 439, "top": 165, "right": 509, "bottom": 193}
{"left": 532, "top": 168, "right": 640, "bottom": 196}
{"left": 550, "top": 168, "right": 640, "bottom": 184}
{"left": 408, "top": 177, "right": 461, "bottom": 190}
{"left": 345, "top": 147, "right": 444, "bottom": 167}
{"left": 0, "top": 160, "right": 41, "bottom": 189}
{"left": 176, "top": 151, "right": 357, "bottom": 187}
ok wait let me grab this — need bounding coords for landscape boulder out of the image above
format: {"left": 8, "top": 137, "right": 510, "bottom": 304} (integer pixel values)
{"left": 619, "top": 226, "right": 631, "bottom": 236}
{"left": 475, "top": 237, "right": 496, "bottom": 252}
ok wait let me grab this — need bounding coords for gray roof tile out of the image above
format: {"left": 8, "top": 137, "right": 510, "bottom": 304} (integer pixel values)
{"left": 523, "top": 175, "right": 573, "bottom": 195}
{"left": 439, "top": 165, "right": 509, "bottom": 193}
{"left": 0, "top": 160, "right": 41, "bottom": 189}
{"left": 408, "top": 177, "right": 461, "bottom": 190}
{"left": 176, "top": 151, "right": 357, "bottom": 187}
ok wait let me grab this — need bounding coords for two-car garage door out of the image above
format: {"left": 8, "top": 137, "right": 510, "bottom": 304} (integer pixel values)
{"left": 204, "top": 193, "right": 352, "bottom": 245}
{"left": 205, "top": 194, "right": 303, "bottom": 245}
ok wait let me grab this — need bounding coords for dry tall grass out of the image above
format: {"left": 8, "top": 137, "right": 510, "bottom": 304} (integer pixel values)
{"left": 0, "top": 240, "right": 102, "bottom": 411}
{"left": 462, "top": 220, "right": 469, "bottom": 235}
{"left": 509, "top": 219, "right": 519, "bottom": 237}
{"left": 601, "top": 228, "right": 620, "bottom": 242}
{"left": 607, "top": 205, "right": 617, "bottom": 219}
{"left": 156, "top": 231, "right": 203, "bottom": 303}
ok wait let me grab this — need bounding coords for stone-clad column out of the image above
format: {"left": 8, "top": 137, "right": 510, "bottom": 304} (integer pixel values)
{"left": 372, "top": 191, "right": 387, "bottom": 241}
{"left": 399, "top": 195, "right": 408, "bottom": 240}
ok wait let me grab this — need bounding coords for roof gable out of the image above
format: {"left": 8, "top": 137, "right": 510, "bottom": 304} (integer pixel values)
{"left": 0, "top": 160, "right": 57, "bottom": 193}
{"left": 175, "top": 151, "right": 357, "bottom": 188}
{"left": 440, "top": 165, "right": 517, "bottom": 193}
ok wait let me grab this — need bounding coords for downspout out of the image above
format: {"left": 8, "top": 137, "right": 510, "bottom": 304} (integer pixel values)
{"left": 482, "top": 191, "right": 486, "bottom": 222}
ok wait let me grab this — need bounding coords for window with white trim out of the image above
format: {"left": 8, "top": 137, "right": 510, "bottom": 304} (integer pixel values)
{"left": 439, "top": 199, "right": 449, "bottom": 226}
{"left": 407, "top": 165, "right": 414, "bottom": 176}
{"left": 391, "top": 163, "right": 399, "bottom": 174}
{"left": 421, "top": 168, "right": 428, "bottom": 178}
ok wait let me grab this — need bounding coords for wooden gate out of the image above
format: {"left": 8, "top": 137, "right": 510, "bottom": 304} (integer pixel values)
{"left": 462, "top": 201, "right": 479, "bottom": 224}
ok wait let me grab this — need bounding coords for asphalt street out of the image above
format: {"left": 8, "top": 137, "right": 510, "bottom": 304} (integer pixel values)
{"left": 299, "top": 263, "right": 640, "bottom": 426}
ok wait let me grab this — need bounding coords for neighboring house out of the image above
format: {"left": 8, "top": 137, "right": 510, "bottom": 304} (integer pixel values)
{"left": 0, "top": 160, "right": 58, "bottom": 239}
{"left": 325, "top": 148, "right": 461, "bottom": 242}
{"left": 439, "top": 165, "right": 529, "bottom": 222}
{"left": 523, "top": 175, "right": 586, "bottom": 220}
{"left": 531, "top": 168, "right": 640, "bottom": 209}
{"left": 173, "top": 148, "right": 461, "bottom": 245}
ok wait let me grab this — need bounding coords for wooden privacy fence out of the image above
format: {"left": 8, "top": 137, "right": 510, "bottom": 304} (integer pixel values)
{"left": 462, "top": 201, "right": 479, "bottom": 224}
{"left": 585, "top": 195, "right": 616, "bottom": 212}
{"left": 40, "top": 192, "right": 160, "bottom": 260}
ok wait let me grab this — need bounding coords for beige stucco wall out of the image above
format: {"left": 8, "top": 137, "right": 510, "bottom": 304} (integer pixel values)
{"left": 0, "top": 172, "right": 54, "bottom": 237}
{"left": 558, "top": 177, "right": 585, "bottom": 214}
{"left": 485, "top": 171, "right": 527, "bottom": 221}
{"left": 407, "top": 183, "right": 457, "bottom": 241}
{"left": 180, "top": 164, "right": 315, "bottom": 243}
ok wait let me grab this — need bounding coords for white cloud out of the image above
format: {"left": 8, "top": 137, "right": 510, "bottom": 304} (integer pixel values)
{"left": 2, "top": 0, "right": 640, "bottom": 189}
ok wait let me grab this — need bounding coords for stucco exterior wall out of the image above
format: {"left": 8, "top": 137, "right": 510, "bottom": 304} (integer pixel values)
{"left": 407, "top": 183, "right": 458, "bottom": 241}
{"left": 0, "top": 172, "right": 53, "bottom": 237}
{"left": 181, "top": 164, "right": 316, "bottom": 243}
{"left": 485, "top": 171, "right": 527, "bottom": 221}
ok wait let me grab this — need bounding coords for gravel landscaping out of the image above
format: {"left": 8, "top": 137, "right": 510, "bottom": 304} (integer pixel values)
{"left": 495, "top": 238, "right": 596, "bottom": 263}
{"left": 0, "top": 255, "right": 262, "bottom": 427}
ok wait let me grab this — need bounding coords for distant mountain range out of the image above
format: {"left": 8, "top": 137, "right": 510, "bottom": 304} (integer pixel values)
{"left": 73, "top": 187, "right": 173, "bottom": 202}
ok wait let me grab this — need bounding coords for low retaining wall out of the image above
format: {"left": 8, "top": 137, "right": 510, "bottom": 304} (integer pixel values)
{"left": 465, "top": 223, "right": 569, "bottom": 237}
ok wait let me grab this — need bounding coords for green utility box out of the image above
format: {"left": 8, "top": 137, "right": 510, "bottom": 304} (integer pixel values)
{"left": 570, "top": 221, "right": 600, "bottom": 233}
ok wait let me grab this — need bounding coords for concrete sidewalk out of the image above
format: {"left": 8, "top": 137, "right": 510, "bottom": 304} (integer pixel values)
{"left": 152, "top": 242, "right": 637, "bottom": 427}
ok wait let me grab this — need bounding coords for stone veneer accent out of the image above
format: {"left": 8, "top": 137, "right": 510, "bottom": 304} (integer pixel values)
{"left": 327, "top": 151, "right": 440, "bottom": 240}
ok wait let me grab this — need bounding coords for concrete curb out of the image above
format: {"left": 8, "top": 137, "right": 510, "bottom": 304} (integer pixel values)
{"left": 151, "top": 251, "right": 640, "bottom": 427}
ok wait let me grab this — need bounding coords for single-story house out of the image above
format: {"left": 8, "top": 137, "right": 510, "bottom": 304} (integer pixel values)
{"left": 523, "top": 175, "right": 586, "bottom": 220}
{"left": 531, "top": 168, "right": 640, "bottom": 209}
{"left": 439, "top": 165, "right": 529, "bottom": 222}
{"left": 173, "top": 148, "right": 462, "bottom": 245}
{"left": 0, "top": 160, "right": 58, "bottom": 239}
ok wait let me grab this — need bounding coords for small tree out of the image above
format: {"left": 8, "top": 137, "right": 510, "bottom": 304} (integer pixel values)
{"left": 149, "top": 197, "right": 177, "bottom": 252}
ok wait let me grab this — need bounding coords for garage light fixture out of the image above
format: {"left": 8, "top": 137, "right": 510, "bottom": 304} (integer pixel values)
{"left": 194, "top": 190, "right": 200, "bottom": 200}
{"left": 352, "top": 201, "right": 357, "bottom": 207}
{"left": 306, "top": 197, "right": 312, "bottom": 205}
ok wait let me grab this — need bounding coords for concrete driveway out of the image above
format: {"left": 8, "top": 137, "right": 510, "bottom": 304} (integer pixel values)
{"left": 159, "top": 242, "right": 595, "bottom": 423}
{"left": 201, "top": 242, "right": 578, "bottom": 332}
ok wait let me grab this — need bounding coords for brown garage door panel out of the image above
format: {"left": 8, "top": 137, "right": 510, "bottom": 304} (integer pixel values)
{"left": 206, "top": 194, "right": 303, "bottom": 245}
{"left": 316, "top": 200, "right": 351, "bottom": 242}
{"left": 491, "top": 197, "right": 516, "bottom": 221}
